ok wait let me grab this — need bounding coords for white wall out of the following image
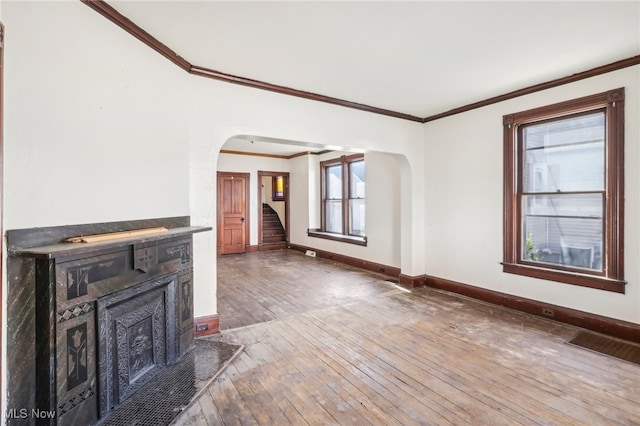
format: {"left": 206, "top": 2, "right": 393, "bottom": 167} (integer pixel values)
{"left": 5, "top": 4, "right": 637, "bottom": 417}
{"left": 187, "top": 76, "right": 425, "bottom": 318}
{"left": 289, "top": 154, "right": 314, "bottom": 244}
{"left": 2, "top": 1, "right": 194, "bottom": 420}
{"left": 216, "top": 148, "right": 403, "bottom": 271}
{"left": 423, "top": 66, "right": 640, "bottom": 324}
{"left": 292, "top": 150, "right": 402, "bottom": 267}
{"left": 3, "top": 2, "right": 190, "bottom": 229}
{"left": 0, "top": 1, "right": 426, "bottom": 337}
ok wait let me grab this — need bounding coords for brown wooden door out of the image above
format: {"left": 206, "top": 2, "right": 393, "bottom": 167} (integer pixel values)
{"left": 218, "top": 173, "right": 249, "bottom": 254}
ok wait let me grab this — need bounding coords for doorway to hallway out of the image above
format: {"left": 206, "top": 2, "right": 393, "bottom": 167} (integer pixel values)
{"left": 258, "top": 171, "right": 289, "bottom": 250}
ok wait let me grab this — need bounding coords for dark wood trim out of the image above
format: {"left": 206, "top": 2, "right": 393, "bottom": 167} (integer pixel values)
{"left": 320, "top": 162, "right": 327, "bottom": 234}
{"left": 220, "top": 149, "right": 331, "bottom": 160}
{"left": 220, "top": 149, "right": 291, "bottom": 160}
{"left": 81, "top": 0, "right": 191, "bottom": 72}
{"left": 502, "top": 88, "right": 625, "bottom": 293}
{"left": 424, "top": 55, "right": 640, "bottom": 123}
{"left": 81, "top": 1, "right": 421, "bottom": 123}
{"left": 288, "top": 244, "right": 425, "bottom": 290}
{"left": 288, "top": 151, "right": 317, "bottom": 159}
{"left": 398, "top": 274, "right": 426, "bottom": 289}
{"left": 503, "top": 107, "right": 516, "bottom": 269}
{"left": 289, "top": 244, "right": 400, "bottom": 278}
{"left": 287, "top": 149, "right": 332, "bottom": 160}
{"left": 189, "top": 65, "right": 423, "bottom": 122}
{"left": 320, "top": 154, "right": 365, "bottom": 238}
{"left": 425, "top": 275, "right": 640, "bottom": 343}
{"left": 246, "top": 244, "right": 259, "bottom": 253}
{"left": 194, "top": 314, "right": 220, "bottom": 337}
{"left": 259, "top": 242, "right": 287, "bottom": 251}
{"left": 505, "top": 88, "right": 624, "bottom": 124}
{"left": 502, "top": 263, "right": 625, "bottom": 293}
{"left": 307, "top": 229, "right": 367, "bottom": 246}
{"left": 258, "top": 171, "right": 290, "bottom": 247}
{"left": 320, "top": 153, "right": 365, "bottom": 166}
{"left": 608, "top": 92, "right": 625, "bottom": 282}
{"left": 82, "top": 2, "right": 638, "bottom": 124}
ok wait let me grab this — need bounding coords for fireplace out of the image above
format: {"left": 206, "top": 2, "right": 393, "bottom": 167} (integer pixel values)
{"left": 6, "top": 217, "right": 211, "bottom": 425}
{"left": 97, "top": 273, "right": 178, "bottom": 417}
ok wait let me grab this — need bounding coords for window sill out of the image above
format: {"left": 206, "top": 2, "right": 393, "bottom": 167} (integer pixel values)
{"left": 502, "top": 262, "right": 625, "bottom": 293}
{"left": 307, "top": 229, "right": 367, "bottom": 246}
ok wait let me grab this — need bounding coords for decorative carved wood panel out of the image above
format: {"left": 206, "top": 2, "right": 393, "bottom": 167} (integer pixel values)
{"left": 6, "top": 220, "right": 210, "bottom": 425}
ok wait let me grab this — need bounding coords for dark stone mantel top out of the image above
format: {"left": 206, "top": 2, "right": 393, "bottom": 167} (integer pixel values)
{"left": 8, "top": 226, "right": 211, "bottom": 259}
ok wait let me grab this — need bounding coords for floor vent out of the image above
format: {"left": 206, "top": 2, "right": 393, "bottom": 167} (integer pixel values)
{"left": 567, "top": 331, "right": 640, "bottom": 366}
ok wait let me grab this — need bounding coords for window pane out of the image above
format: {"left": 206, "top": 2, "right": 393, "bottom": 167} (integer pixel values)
{"left": 522, "top": 194, "right": 603, "bottom": 271}
{"left": 326, "top": 165, "right": 342, "bottom": 199}
{"left": 523, "top": 193, "right": 603, "bottom": 218}
{"left": 523, "top": 112, "right": 605, "bottom": 193}
{"left": 273, "top": 176, "right": 284, "bottom": 200}
{"left": 349, "top": 199, "right": 365, "bottom": 236}
{"left": 349, "top": 160, "right": 365, "bottom": 198}
{"left": 325, "top": 200, "right": 342, "bottom": 233}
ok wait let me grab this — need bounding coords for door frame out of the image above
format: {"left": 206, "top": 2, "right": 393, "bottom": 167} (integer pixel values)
{"left": 258, "top": 171, "right": 289, "bottom": 247}
{"left": 216, "top": 172, "right": 250, "bottom": 255}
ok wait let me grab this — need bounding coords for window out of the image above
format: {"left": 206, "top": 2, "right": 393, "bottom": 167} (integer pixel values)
{"left": 272, "top": 175, "right": 285, "bottom": 201}
{"left": 310, "top": 154, "right": 366, "bottom": 245}
{"left": 503, "top": 88, "right": 625, "bottom": 293}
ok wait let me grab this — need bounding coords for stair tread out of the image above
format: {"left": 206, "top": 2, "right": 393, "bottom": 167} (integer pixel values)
{"left": 262, "top": 204, "right": 285, "bottom": 242}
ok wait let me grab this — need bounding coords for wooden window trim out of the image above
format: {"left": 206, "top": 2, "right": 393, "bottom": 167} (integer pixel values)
{"left": 307, "top": 228, "right": 367, "bottom": 246}
{"left": 347, "top": 158, "right": 365, "bottom": 236}
{"left": 503, "top": 88, "right": 625, "bottom": 293}
{"left": 318, "top": 153, "right": 366, "bottom": 244}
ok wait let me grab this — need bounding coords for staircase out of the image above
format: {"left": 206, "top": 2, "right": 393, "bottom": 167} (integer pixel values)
{"left": 262, "top": 203, "right": 286, "bottom": 245}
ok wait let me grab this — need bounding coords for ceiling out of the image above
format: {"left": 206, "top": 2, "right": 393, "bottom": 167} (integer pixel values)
{"left": 222, "top": 135, "right": 337, "bottom": 157}
{"left": 102, "top": 1, "right": 639, "bottom": 155}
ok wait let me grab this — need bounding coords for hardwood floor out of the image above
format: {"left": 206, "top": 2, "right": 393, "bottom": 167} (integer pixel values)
{"left": 215, "top": 249, "right": 395, "bottom": 331}
{"left": 175, "top": 250, "right": 639, "bottom": 425}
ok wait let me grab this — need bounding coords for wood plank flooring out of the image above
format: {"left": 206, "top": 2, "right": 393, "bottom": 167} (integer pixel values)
{"left": 215, "top": 249, "right": 395, "bottom": 331}
{"left": 175, "top": 250, "right": 640, "bottom": 425}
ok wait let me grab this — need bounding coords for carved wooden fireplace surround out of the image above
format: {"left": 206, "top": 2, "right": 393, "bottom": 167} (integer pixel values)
{"left": 6, "top": 217, "right": 211, "bottom": 425}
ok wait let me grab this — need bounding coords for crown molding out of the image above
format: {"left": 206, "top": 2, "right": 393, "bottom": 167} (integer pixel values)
{"left": 81, "top": 0, "right": 191, "bottom": 72}
{"left": 423, "top": 55, "right": 640, "bottom": 123}
{"left": 220, "top": 149, "right": 329, "bottom": 160}
{"left": 82, "top": 0, "right": 422, "bottom": 123}
{"left": 220, "top": 149, "right": 291, "bottom": 160}
{"left": 83, "top": 1, "right": 639, "bottom": 125}
{"left": 189, "top": 65, "right": 423, "bottom": 122}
